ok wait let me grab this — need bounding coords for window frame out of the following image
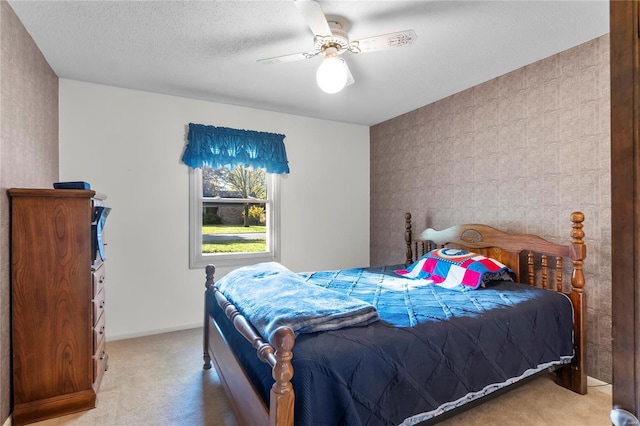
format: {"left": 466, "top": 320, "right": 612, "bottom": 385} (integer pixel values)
{"left": 188, "top": 167, "right": 281, "bottom": 269}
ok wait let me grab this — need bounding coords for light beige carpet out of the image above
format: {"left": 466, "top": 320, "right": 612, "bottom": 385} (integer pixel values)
{"left": 29, "top": 327, "right": 611, "bottom": 426}
{"left": 437, "top": 375, "right": 611, "bottom": 425}
{"left": 32, "top": 328, "right": 237, "bottom": 426}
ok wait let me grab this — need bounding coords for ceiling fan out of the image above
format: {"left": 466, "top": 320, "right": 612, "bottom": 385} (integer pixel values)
{"left": 257, "top": 0, "right": 417, "bottom": 94}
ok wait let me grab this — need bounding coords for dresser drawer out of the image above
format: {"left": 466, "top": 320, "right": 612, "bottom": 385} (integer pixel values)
{"left": 92, "top": 263, "right": 106, "bottom": 299}
{"left": 93, "top": 310, "right": 106, "bottom": 352}
{"left": 93, "top": 337, "right": 108, "bottom": 382}
{"left": 93, "top": 351, "right": 108, "bottom": 393}
{"left": 93, "top": 288, "right": 106, "bottom": 326}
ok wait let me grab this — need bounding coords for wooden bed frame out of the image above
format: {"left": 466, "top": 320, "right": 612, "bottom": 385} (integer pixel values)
{"left": 203, "top": 212, "right": 587, "bottom": 426}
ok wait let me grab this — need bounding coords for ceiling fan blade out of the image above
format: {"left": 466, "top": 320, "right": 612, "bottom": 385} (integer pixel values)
{"left": 350, "top": 30, "right": 417, "bottom": 54}
{"left": 344, "top": 61, "right": 355, "bottom": 87}
{"left": 257, "top": 51, "right": 319, "bottom": 65}
{"left": 294, "top": 0, "right": 332, "bottom": 38}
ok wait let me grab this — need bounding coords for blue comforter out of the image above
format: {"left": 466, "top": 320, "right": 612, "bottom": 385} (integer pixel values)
{"left": 209, "top": 265, "right": 574, "bottom": 425}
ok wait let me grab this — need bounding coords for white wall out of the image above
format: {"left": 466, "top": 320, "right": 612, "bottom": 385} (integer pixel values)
{"left": 59, "top": 80, "right": 370, "bottom": 340}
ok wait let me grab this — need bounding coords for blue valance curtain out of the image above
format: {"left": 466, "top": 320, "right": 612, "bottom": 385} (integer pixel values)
{"left": 181, "top": 123, "right": 289, "bottom": 174}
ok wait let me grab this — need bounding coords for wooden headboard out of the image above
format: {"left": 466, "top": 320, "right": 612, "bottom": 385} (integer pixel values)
{"left": 404, "top": 212, "right": 586, "bottom": 291}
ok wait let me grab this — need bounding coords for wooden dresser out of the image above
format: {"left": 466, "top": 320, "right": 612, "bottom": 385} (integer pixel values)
{"left": 9, "top": 188, "right": 109, "bottom": 425}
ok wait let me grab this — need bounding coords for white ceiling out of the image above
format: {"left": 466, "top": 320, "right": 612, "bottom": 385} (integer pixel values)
{"left": 8, "top": 0, "right": 610, "bottom": 126}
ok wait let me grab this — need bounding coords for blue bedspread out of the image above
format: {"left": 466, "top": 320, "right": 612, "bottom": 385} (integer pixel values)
{"left": 209, "top": 265, "right": 574, "bottom": 425}
{"left": 217, "top": 262, "right": 379, "bottom": 341}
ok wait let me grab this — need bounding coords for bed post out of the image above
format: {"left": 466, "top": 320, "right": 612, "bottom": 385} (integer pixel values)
{"left": 405, "top": 212, "right": 413, "bottom": 265}
{"left": 203, "top": 264, "right": 215, "bottom": 370}
{"left": 270, "top": 326, "right": 295, "bottom": 426}
{"left": 556, "top": 212, "right": 587, "bottom": 394}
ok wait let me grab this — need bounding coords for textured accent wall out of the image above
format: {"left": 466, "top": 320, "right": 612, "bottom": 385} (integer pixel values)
{"left": 0, "top": 1, "right": 59, "bottom": 423}
{"left": 370, "top": 35, "right": 611, "bottom": 382}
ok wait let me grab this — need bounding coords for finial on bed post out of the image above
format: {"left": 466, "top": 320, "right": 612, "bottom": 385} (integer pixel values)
{"left": 405, "top": 213, "right": 413, "bottom": 266}
{"left": 270, "top": 326, "right": 295, "bottom": 426}
{"left": 205, "top": 264, "right": 216, "bottom": 290}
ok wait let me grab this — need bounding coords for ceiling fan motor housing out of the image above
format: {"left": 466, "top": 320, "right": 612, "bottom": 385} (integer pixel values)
{"left": 315, "top": 22, "right": 350, "bottom": 55}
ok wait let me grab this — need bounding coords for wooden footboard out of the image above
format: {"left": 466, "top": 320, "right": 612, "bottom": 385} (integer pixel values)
{"left": 405, "top": 211, "right": 587, "bottom": 395}
{"left": 203, "top": 265, "right": 295, "bottom": 426}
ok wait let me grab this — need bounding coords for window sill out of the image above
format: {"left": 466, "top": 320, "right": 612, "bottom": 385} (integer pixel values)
{"left": 189, "top": 251, "right": 277, "bottom": 270}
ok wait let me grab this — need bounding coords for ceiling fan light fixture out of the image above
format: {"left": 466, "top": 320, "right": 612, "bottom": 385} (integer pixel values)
{"left": 316, "top": 51, "right": 348, "bottom": 94}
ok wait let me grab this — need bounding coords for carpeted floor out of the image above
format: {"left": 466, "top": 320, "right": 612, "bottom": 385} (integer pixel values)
{"left": 30, "top": 327, "right": 611, "bottom": 426}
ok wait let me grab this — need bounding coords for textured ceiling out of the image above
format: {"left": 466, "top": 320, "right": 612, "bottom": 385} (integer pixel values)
{"left": 8, "top": 0, "right": 609, "bottom": 126}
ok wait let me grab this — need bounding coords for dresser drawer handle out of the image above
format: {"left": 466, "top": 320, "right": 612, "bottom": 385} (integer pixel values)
{"left": 99, "top": 275, "right": 105, "bottom": 284}
{"left": 100, "top": 350, "right": 106, "bottom": 360}
{"left": 99, "top": 300, "right": 105, "bottom": 309}
{"left": 100, "top": 325, "right": 105, "bottom": 335}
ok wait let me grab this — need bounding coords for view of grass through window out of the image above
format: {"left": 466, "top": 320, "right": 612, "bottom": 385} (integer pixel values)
{"left": 201, "top": 165, "right": 267, "bottom": 254}
{"left": 202, "top": 224, "right": 266, "bottom": 253}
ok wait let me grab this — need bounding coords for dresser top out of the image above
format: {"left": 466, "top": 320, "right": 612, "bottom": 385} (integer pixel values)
{"left": 8, "top": 188, "right": 100, "bottom": 199}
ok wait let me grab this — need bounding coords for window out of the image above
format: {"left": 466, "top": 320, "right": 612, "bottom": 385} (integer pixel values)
{"left": 182, "top": 123, "right": 288, "bottom": 268}
{"left": 189, "top": 165, "right": 280, "bottom": 269}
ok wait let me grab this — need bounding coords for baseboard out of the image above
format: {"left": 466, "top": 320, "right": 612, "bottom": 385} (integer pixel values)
{"left": 587, "top": 375, "right": 612, "bottom": 396}
{"left": 108, "top": 322, "right": 202, "bottom": 341}
{"left": 3, "top": 414, "right": 12, "bottom": 426}
{"left": 587, "top": 375, "right": 610, "bottom": 386}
